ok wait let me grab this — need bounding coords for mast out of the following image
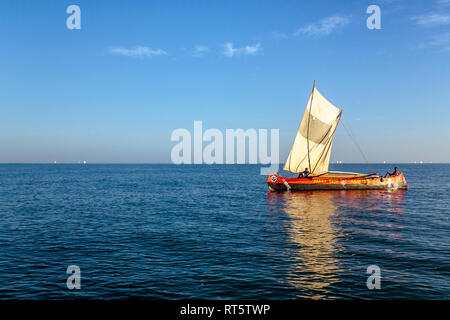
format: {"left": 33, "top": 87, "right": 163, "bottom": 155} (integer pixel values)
{"left": 306, "top": 80, "right": 315, "bottom": 171}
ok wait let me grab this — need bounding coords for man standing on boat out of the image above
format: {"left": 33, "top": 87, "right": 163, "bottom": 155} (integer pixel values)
{"left": 298, "top": 168, "right": 310, "bottom": 178}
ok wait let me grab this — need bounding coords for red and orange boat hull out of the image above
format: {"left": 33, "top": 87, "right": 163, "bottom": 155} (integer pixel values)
{"left": 267, "top": 173, "right": 408, "bottom": 191}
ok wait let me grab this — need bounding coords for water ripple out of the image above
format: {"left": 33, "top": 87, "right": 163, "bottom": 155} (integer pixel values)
{"left": 0, "top": 164, "right": 448, "bottom": 299}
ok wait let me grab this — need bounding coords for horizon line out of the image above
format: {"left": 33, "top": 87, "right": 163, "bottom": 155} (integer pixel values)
{"left": 0, "top": 162, "right": 447, "bottom": 165}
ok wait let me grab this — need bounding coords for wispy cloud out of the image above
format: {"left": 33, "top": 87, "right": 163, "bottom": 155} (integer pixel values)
{"left": 109, "top": 46, "right": 167, "bottom": 58}
{"left": 271, "top": 31, "right": 288, "bottom": 39}
{"left": 294, "top": 15, "right": 351, "bottom": 37}
{"left": 192, "top": 45, "right": 210, "bottom": 57}
{"left": 412, "top": 13, "right": 450, "bottom": 26}
{"left": 419, "top": 32, "right": 450, "bottom": 51}
{"left": 438, "top": 0, "right": 450, "bottom": 6}
{"left": 222, "top": 42, "right": 262, "bottom": 57}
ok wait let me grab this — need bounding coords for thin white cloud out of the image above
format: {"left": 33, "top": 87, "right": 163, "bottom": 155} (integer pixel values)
{"left": 109, "top": 46, "right": 167, "bottom": 57}
{"left": 294, "top": 15, "right": 351, "bottom": 37}
{"left": 271, "top": 31, "right": 288, "bottom": 39}
{"left": 419, "top": 32, "right": 450, "bottom": 51}
{"left": 412, "top": 13, "right": 450, "bottom": 26}
{"left": 438, "top": 0, "right": 450, "bottom": 6}
{"left": 222, "top": 42, "right": 262, "bottom": 57}
{"left": 192, "top": 45, "right": 210, "bottom": 57}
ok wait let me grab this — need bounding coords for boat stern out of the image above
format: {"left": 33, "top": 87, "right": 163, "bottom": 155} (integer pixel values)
{"left": 390, "top": 172, "right": 408, "bottom": 189}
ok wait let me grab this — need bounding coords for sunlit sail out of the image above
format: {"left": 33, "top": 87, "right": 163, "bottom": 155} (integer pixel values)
{"left": 284, "top": 82, "right": 342, "bottom": 174}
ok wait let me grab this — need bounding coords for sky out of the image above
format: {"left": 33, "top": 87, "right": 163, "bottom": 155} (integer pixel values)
{"left": 0, "top": 0, "right": 449, "bottom": 163}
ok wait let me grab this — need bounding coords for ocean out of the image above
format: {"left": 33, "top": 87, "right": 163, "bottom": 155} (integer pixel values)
{"left": 0, "top": 163, "right": 448, "bottom": 299}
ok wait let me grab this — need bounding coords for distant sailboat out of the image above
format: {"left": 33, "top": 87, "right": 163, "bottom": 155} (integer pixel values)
{"left": 267, "top": 81, "right": 408, "bottom": 191}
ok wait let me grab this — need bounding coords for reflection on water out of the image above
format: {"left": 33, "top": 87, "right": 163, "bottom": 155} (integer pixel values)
{"left": 267, "top": 190, "right": 406, "bottom": 299}
{"left": 333, "top": 190, "right": 407, "bottom": 243}
{"left": 333, "top": 190, "right": 406, "bottom": 214}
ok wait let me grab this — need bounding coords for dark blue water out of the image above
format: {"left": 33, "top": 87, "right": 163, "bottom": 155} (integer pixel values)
{"left": 0, "top": 164, "right": 448, "bottom": 299}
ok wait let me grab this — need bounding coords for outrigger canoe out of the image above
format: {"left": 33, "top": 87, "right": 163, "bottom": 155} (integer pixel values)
{"left": 267, "top": 172, "right": 408, "bottom": 191}
{"left": 268, "top": 81, "right": 408, "bottom": 192}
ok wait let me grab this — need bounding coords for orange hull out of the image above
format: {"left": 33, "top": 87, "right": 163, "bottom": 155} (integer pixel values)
{"left": 267, "top": 173, "right": 408, "bottom": 191}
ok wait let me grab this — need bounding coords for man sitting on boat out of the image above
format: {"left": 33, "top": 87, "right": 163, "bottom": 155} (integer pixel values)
{"left": 385, "top": 167, "right": 400, "bottom": 177}
{"left": 298, "top": 168, "right": 310, "bottom": 178}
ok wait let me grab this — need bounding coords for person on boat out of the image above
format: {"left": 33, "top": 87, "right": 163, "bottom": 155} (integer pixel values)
{"left": 298, "top": 168, "right": 310, "bottom": 178}
{"left": 385, "top": 167, "right": 399, "bottom": 177}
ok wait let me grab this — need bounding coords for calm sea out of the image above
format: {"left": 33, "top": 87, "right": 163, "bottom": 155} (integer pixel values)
{"left": 0, "top": 164, "right": 448, "bottom": 299}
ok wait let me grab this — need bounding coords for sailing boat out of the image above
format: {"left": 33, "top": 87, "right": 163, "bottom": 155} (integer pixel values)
{"left": 267, "top": 81, "right": 408, "bottom": 191}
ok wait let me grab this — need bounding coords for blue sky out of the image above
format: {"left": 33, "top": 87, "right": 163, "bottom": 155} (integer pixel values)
{"left": 0, "top": 0, "right": 449, "bottom": 163}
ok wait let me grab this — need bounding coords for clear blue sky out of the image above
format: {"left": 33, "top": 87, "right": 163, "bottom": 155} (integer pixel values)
{"left": 1, "top": 0, "right": 449, "bottom": 163}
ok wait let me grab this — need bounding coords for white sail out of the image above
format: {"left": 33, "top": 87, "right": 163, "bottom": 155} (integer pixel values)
{"left": 283, "top": 85, "right": 342, "bottom": 174}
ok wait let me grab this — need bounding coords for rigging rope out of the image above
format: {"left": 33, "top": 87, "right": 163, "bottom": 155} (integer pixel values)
{"left": 341, "top": 120, "right": 371, "bottom": 172}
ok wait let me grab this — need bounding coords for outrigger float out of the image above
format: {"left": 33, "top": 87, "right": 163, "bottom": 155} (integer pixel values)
{"left": 268, "top": 81, "right": 408, "bottom": 192}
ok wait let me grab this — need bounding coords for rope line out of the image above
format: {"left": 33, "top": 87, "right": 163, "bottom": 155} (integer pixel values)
{"left": 341, "top": 120, "right": 371, "bottom": 172}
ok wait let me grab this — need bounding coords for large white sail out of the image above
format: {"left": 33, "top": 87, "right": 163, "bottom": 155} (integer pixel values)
{"left": 283, "top": 85, "right": 342, "bottom": 174}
